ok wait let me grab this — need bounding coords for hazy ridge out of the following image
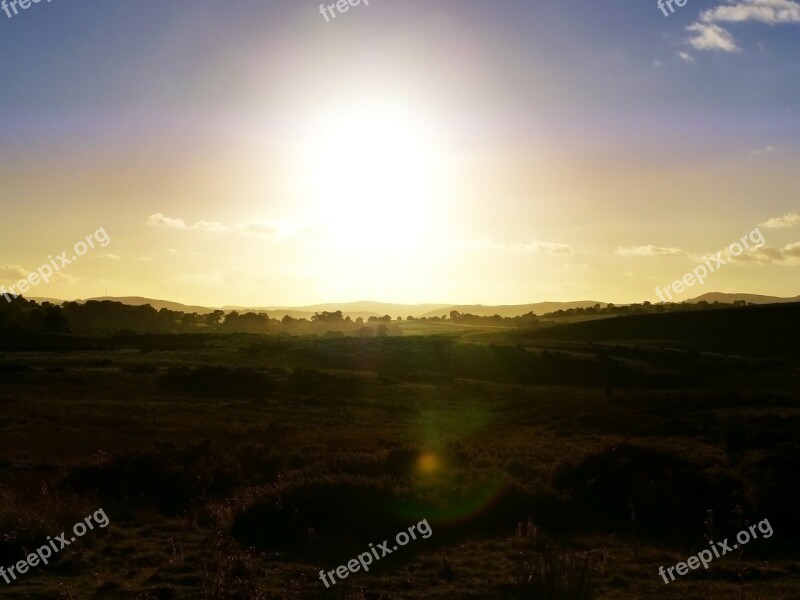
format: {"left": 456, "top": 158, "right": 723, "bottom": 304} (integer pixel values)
{"left": 23, "top": 292, "right": 800, "bottom": 319}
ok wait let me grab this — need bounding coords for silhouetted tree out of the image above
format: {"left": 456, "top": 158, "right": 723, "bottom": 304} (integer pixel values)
{"left": 41, "top": 307, "right": 69, "bottom": 334}
{"left": 205, "top": 310, "right": 225, "bottom": 327}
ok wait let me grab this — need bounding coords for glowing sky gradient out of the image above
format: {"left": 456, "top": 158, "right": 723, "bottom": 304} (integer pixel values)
{"left": 1, "top": 0, "right": 799, "bottom": 306}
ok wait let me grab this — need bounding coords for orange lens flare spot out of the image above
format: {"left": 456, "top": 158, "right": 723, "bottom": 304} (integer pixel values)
{"left": 416, "top": 452, "right": 441, "bottom": 475}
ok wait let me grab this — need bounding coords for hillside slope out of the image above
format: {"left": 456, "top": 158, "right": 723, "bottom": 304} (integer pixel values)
{"left": 526, "top": 302, "right": 800, "bottom": 356}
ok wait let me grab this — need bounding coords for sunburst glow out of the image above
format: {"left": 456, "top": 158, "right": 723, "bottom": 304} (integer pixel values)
{"left": 294, "top": 98, "right": 447, "bottom": 254}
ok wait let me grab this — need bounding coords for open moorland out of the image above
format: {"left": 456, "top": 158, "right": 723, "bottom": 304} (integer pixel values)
{"left": 1, "top": 299, "right": 799, "bottom": 599}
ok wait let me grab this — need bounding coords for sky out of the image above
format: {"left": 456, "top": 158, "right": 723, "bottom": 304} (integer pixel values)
{"left": 0, "top": 0, "right": 799, "bottom": 307}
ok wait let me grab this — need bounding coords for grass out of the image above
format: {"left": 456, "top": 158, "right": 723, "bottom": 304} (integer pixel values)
{"left": 0, "top": 328, "right": 799, "bottom": 598}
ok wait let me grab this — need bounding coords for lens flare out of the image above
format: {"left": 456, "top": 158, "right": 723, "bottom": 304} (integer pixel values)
{"left": 416, "top": 451, "right": 441, "bottom": 475}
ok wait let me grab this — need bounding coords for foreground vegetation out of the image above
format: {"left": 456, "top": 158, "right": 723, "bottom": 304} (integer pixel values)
{"left": 1, "top": 303, "right": 799, "bottom": 598}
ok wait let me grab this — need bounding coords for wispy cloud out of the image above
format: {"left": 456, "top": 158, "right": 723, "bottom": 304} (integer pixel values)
{"left": 147, "top": 213, "right": 230, "bottom": 232}
{"left": 456, "top": 238, "right": 577, "bottom": 257}
{"left": 783, "top": 241, "right": 800, "bottom": 256}
{"left": 615, "top": 245, "right": 688, "bottom": 257}
{"left": 234, "top": 220, "right": 299, "bottom": 239}
{"left": 236, "top": 222, "right": 278, "bottom": 236}
{"left": 677, "top": 51, "right": 696, "bottom": 63}
{"left": 751, "top": 145, "right": 777, "bottom": 155}
{"left": 686, "top": 0, "right": 800, "bottom": 54}
{"left": 0, "top": 264, "right": 73, "bottom": 284}
{"left": 686, "top": 23, "right": 740, "bottom": 52}
{"left": 147, "top": 214, "right": 188, "bottom": 229}
{"left": 513, "top": 240, "right": 576, "bottom": 257}
{"left": 147, "top": 214, "right": 295, "bottom": 238}
{"left": 731, "top": 242, "right": 800, "bottom": 263}
{"left": 759, "top": 212, "right": 800, "bottom": 228}
{"left": 0, "top": 265, "right": 29, "bottom": 281}
{"left": 192, "top": 220, "right": 231, "bottom": 233}
{"left": 700, "top": 0, "right": 800, "bottom": 25}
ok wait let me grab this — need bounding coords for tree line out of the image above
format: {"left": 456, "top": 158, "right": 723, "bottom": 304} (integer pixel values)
{"left": 0, "top": 296, "right": 757, "bottom": 336}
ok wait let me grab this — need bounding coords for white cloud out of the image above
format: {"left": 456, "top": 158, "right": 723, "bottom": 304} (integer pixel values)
{"left": 686, "top": 0, "right": 800, "bottom": 54}
{"left": 782, "top": 241, "right": 800, "bottom": 257}
{"left": 147, "top": 213, "right": 188, "bottom": 229}
{"left": 731, "top": 242, "right": 800, "bottom": 263}
{"left": 147, "top": 213, "right": 295, "bottom": 238}
{"left": 686, "top": 23, "right": 740, "bottom": 52}
{"left": 147, "top": 213, "right": 230, "bottom": 232}
{"left": 192, "top": 220, "right": 231, "bottom": 233}
{"left": 677, "top": 51, "right": 696, "bottom": 63}
{"left": 455, "top": 238, "right": 577, "bottom": 258}
{"left": 94, "top": 254, "right": 121, "bottom": 260}
{"left": 701, "top": 0, "right": 800, "bottom": 25}
{"left": 513, "top": 240, "right": 576, "bottom": 257}
{"left": 615, "top": 245, "right": 688, "bottom": 257}
{"left": 759, "top": 212, "right": 800, "bottom": 228}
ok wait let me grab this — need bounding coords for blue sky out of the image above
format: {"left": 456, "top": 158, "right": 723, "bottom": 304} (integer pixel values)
{"left": 1, "top": 0, "right": 799, "bottom": 305}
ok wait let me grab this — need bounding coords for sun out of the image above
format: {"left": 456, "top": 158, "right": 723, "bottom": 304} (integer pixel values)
{"left": 295, "top": 99, "right": 446, "bottom": 253}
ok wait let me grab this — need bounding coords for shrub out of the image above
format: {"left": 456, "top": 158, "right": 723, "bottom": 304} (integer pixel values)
{"left": 552, "top": 443, "right": 745, "bottom": 537}
{"left": 61, "top": 441, "right": 241, "bottom": 515}
{"left": 159, "top": 366, "right": 275, "bottom": 398}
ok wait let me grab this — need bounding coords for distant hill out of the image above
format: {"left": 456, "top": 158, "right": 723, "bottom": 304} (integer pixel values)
{"left": 25, "top": 294, "right": 800, "bottom": 321}
{"left": 24, "top": 297, "right": 606, "bottom": 319}
{"left": 52, "top": 296, "right": 218, "bottom": 315}
{"left": 25, "top": 297, "right": 450, "bottom": 319}
{"left": 420, "top": 301, "right": 607, "bottom": 319}
{"left": 688, "top": 292, "right": 800, "bottom": 305}
{"left": 27, "top": 297, "right": 69, "bottom": 306}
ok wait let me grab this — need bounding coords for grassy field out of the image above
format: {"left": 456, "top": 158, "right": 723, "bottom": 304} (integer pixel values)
{"left": 1, "top": 306, "right": 800, "bottom": 599}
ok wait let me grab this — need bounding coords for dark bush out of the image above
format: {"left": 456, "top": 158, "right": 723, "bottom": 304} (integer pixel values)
{"left": 159, "top": 366, "right": 275, "bottom": 398}
{"left": 61, "top": 441, "right": 241, "bottom": 515}
{"left": 230, "top": 478, "right": 404, "bottom": 555}
{"left": 552, "top": 443, "right": 745, "bottom": 538}
{"left": 285, "top": 368, "right": 364, "bottom": 398}
{"left": 749, "top": 442, "right": 800, "bottom": 537}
